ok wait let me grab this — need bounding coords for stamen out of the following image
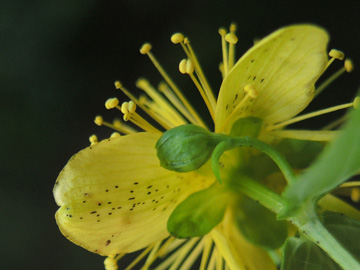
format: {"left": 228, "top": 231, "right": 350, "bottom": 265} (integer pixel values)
{"left": 218, "top": 84, "right": 258, "bottom": 133}
{"left": 124, "top": 245, "right": 154, "bottom": 270}
{"left": 183, "top": 40, "right": 217, "bottom": 113}
{"left": 329, "top": 49, "right": 345, "bottom": 60}
{"left": 105, "top": 98, "right": 120, "bottom": 110}
{"left": 345, "top": 59, "right": 354, "bottom": 72}
{"left": 351, "top": 187, "right": 360, "bottom": 203}
{"left": 170, "top": 33, "right": 184, "bottom": 44}
{"left": 139, "top": 43, "right": 207, "bottom": 128}
{"left": 155, "top": 238, "right": 199, "bottom": 270}
{"left": 325, "top": 49, "right": 345, "bottom": 70}
{"left": 136, "top": 79, "right": 187, "bottom": 128}
{"left": 94, "top": 115, "right": 136, "bottom": 134}
{"left": 269, "top": 97, "right": 359, "bottom": 131}
{"left": 110, "top": 132, "right": 121, "bottom": 138}
{"left": 89, "top": 134, "right": 98, "bottom": 146}
{"left": 104, "top": 256, "right": 119, "bottom": 270}
{"left": 94, "top": 115, "right": 104, "bottom": 126}
{"left": 120, "top": 101, "right": 162, "bottom": 133}
{"left": 218, "top": 28, "right": 229, "bottom": 77}
{"left": 225, "top": 23, "right": 238, "bottom": 71}
{"left": 179, "top": 239, "right": 205, "bottom": 270}
{"left": 200, "top": 235, "right": 214, "bottom": 270}
{"left": 315, "top": 58, "right": 353, "bottom": 98}
{"left": 172, "top": 34, "right": 217, "bottom": 115}
{"left": 179, "top": 59, "right": 215, "bottom": 120}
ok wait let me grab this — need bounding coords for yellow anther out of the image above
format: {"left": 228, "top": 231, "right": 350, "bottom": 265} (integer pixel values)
{"left": 351, "top": 187, "right": 360, "bottom": 203}
{"left": 218, "top": 28, "right": 227, "bottom": 36}
{"left": 329, "top": 49, "right": 345, "bottom": 60}
{"left": 136, "top": 78, "right": 150, "bottom": 89}
{"left": 353, "top": 97, "right": 360, "bottom": 109}
{"left": 140, "top": 43, "right": 152, "bottom": 54}
{"left": 244, "top": 84, "right": 259, "bottom": 98}
{"left": 105, "top": 98, "right": 119, "bottom": 109}
{"left": 104, "top": 257, "right": 118, "bottom": 270}
{"left": 121, "top": 102, "right": 129, "bottom": 114}
{"left": 110, "top": 132, "right": 121, "bottom": 138}
{"left": 345, "top": 59, "right": 354, "bottom": 72}
{"left": 225, "top": 33, "right": 238, "bottom": 44}
{"left": 179, "top": 59, "right": 187, "bottom": 74}
{"left": 123, "top": 113, "right": 130, "bottom": 121}
{"left": 183, "top": 37, "right": 190, "bottom": 44}
{"left": 89, "top": 134, "right": 98, "bottom": 145}
{"left": 128, "top": 100, "right": 136, "bottom": 113}
{"left": 94, "top": 115, "right": 103, "bottom": 126}
{"left": 171, "top": 33, "right": 184, "bottom": 44}
{"left": 179, "top": 59, "right": 194, "bottom": 74}
{"left": 114, "top": 80, "right": 122, "bottom": 89}
{"left": 230, "top": 23, "right": 237, "bottom": 32}
{"left": 186, "top": 59, "right": 195, "bottom": 74}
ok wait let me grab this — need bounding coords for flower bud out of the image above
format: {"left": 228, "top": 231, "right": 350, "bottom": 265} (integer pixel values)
{"left": 156, "top": 125, "right": 218, "bottom": 172}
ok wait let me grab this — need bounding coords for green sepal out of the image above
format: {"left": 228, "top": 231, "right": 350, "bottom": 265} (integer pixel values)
{"left": 167, "top": 184, "right": 228, "bottom": 238}
{"left": 322, "top": 211, "right": 360, "bottom": 262}
{"left": 156, "top": 124, "right": 219, "bottom": 172}
{"left": 230, "top": 117, "right": 263, "bottom": 138}
{"left": 235, "top": 196, "right": 288, "bottom": 250}
{"left": 281, "top": 236, "right": 341, "bottom": 270}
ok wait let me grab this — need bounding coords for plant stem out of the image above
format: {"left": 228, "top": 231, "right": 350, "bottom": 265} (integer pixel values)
{"left": 235, "top": 176, "right": 360, "bottom": 270}
{"left": 299, "top": 216, "right": 360, "bottom": 270}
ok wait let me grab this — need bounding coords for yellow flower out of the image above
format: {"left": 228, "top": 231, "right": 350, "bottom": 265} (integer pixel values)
{"left": 54, "top": 24, "right": 355, "bottom": 269}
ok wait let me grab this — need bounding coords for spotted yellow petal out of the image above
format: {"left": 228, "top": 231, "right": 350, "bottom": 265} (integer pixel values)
{"left": 54, "top": 132, "right": 212, "bottom": 256}
{"left": 215, "top": 25, "right": 328, "bottom": 133}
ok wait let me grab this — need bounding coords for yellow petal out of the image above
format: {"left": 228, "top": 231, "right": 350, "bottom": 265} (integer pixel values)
{"left": 54, "top": 132, "right": 212, "bottom": 256}
{"left": 211, "top": 211, "right": 276, "bottom": 270}
{"left": 215, "top": 25, "right": 328, "bottom": 133}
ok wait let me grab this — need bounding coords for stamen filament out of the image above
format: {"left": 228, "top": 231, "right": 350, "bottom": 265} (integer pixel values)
{"left": 183, "top": 41, "right": 217, "bottom": 113}
{"left": 269, "top": 101, "right": 357, "bottom": 131}
{"left": 219, "top": 28, "right": 229, "bottom": 77}
{"left": 94, "top": 116, "right": 135, "bottom": 134}
{"left": 136, "top": 79, "right": 188, "bottom": 128}
{"left": 315, "top": 67, "right": 346, "bottom": 98}
{"left": 179, "top": 238, "right": 205, "bottom": 270}
{"left": 154, "top": 238, "right": 199, "bottom": 270}
{"left": 115, "top": 81, "right": 175, "bottom": 130}
{"left": 200, "top": 235, "right": 214, "bottom": 270}
{"left": 142, "top": 241, "right": 162, "bottom": 270}
{"left": 124, "top": 244, "right": 154, "bottom": 270}
{"left": 179, "top": 58, "right": 215, "bottom": 120}
{"left": 140, "top": 44, "right": 207, "bottom": 128}
{"left": 226, "top": 23, "right": 238, "bottom": 71}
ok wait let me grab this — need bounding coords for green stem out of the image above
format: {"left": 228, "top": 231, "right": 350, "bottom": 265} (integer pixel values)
{"left": 233, "top": 175, "right": 287, "bottom": 214}
{"left": 234, "top": 175, "right": 360, "bottom": 270}
{"left": 212, "top": 136, "right": 296, "bottom": 184}
{"left": 298, "top": 215, "right": 360, "bottom": 270}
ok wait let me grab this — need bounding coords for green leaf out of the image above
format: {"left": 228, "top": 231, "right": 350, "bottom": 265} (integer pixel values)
{"left": 167, "top": 184, "right": 228, "bottom": 238}
{"left": 281, "top": 236, "right": 341, "bottom": 270}
{"left": 322, "top": 211, "right": 360, "bottom": 262}
{"left": 283, "top": 106, "right": 360, "bottom": 208}
{"left": 235, "top": 196, "right": 288, "bottom": 250}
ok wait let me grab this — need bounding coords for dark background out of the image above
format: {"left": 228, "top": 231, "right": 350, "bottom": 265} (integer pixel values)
{"left": 1, "top": 0, "right": 359, "bottom": 269}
